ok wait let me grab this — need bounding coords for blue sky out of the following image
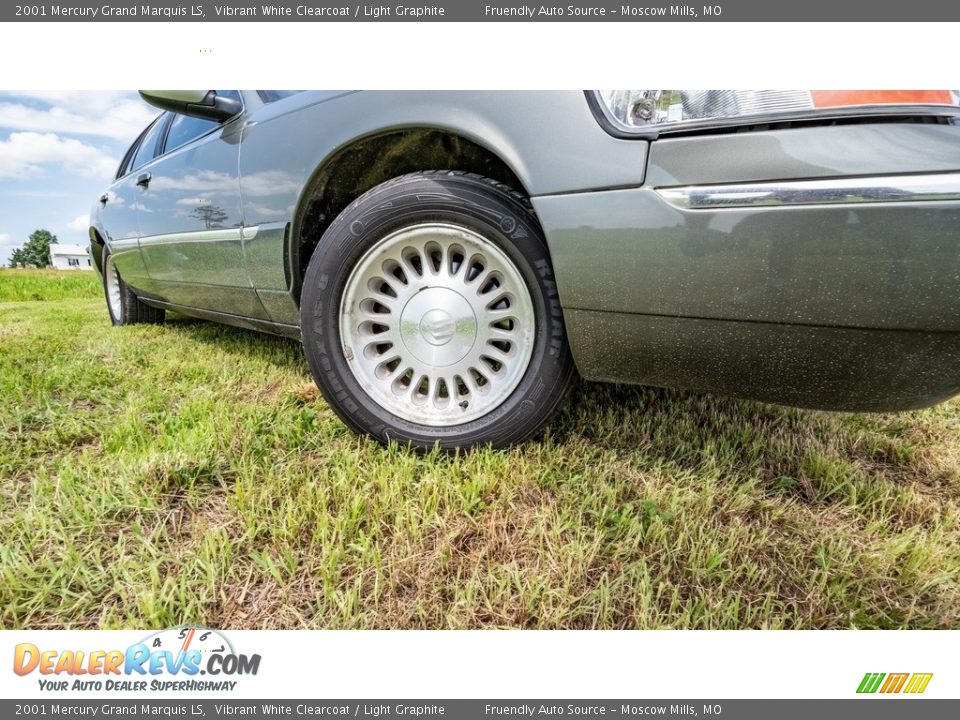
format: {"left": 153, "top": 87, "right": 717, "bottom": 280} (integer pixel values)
{"left": 0, "top": 92, "right": 159, "bottom": 261}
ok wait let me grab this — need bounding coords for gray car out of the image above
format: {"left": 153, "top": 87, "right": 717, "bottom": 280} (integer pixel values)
{"left": 90, "top": 90, "right": 960, "bottom": 448}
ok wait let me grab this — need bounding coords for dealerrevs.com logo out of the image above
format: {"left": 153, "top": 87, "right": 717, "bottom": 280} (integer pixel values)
{"left": 13, "top": 626, "right": 261, "bottom": 692}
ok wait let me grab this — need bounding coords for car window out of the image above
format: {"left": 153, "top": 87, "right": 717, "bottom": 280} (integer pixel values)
{"left": 130, "top": 115, "right": 168, "bottom": 171}
{"left": 116, "top": 136, "right": 140, "bottom": 178}
{"left": 158, "top": 91, "right": 240, "bottom": 154}
{"left": 164, "top": 113, "right": 218, "bottom": 153}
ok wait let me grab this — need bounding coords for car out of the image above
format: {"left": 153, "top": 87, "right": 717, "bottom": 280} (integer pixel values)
{"left": 90, "top": 89, "right": 960, "bottom": 449}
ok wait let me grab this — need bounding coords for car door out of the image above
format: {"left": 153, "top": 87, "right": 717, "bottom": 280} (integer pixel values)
{"left": 93, "top": 115, "right": 164, "bottom": 296}
{"left": 134, "top": 92, "right": 269, "bottom": 319}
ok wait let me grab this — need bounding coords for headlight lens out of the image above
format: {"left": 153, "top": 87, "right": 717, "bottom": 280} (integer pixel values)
{"left": 596, "top": 90, "right": 960, "bottom": 132}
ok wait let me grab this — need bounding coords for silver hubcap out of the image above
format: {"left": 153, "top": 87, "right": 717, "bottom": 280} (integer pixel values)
{"left": 105, "top": 254, "right": 122, "bottom": 320}
{"left": 339, "top": 222, "right": 535, "bottom": 426}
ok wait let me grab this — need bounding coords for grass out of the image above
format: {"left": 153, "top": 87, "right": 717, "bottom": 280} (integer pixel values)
{"left": 1, "top": 269, "right": 958, "bottom": 629}
{"left": 0, "top": 267, "right": 101, "bottom": 302}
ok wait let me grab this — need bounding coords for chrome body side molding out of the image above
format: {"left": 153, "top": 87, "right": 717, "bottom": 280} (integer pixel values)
{"left": 656, "top": 172, "right": 960, "bottom": 210}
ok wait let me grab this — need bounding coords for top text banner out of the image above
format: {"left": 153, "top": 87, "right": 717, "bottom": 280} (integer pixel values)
{"left": 7, "top": 0, "right": 960, "bottom": 21}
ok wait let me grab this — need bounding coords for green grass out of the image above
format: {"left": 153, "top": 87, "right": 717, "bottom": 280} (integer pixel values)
{"left": 0, "top": 268, "right": 100, "bottom": 302}
{"left": 1, "top": 270, "right": 958, "bottom": 629}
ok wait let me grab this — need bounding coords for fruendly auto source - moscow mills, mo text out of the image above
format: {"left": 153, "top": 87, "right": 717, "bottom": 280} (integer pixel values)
{"left": 485, "top": 4, "right": 707, "bottom": 16}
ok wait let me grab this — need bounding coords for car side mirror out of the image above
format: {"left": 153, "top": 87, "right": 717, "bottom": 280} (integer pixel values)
{"left": 138, "top": 90, "right": 242, "bottom": 122}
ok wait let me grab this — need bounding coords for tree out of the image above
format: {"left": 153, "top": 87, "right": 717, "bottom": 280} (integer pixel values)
{"left": 8, "top": 247, "right": 26, "bottom": 268}
{"left": 189, "top": 204, "right": 228, "bottom": 230}
{"left": 8, "top": 229, "right": 59, "bottom": 268}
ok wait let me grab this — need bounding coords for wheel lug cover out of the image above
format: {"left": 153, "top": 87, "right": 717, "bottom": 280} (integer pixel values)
{"left": 400, "top": 287, "right": 476, "bottom": 366}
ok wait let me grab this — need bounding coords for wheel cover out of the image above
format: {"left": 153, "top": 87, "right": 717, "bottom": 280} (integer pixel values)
{"left": 339, "top": 222, "right": 536, "bottom": 427}
{"left": 104, "top": 254, "right": 122, "bottom": 320}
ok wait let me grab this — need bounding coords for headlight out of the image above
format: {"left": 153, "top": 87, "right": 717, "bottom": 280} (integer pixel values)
{"left": 594, "top": 90, "right": 960, "bottom": 133}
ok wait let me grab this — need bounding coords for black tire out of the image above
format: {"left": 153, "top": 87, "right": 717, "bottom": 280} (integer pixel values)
{"left": 101, "top": 246, "right": 165, "bottom": 326}
{"left": 300, "top": 170, "right": 576, "bottom": 450}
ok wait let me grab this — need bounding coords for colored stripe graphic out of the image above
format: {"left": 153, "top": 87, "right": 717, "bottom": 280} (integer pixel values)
{"left": 880, "top": 673, "right": 908, "bottom": 693}
{"left": 857, "top": 672, "right": 932, "bottom": 694}
{"left": 857, "top": 673, "right": 885, "bottom": 693}
{"left": 904, "top": 674, "right": 933, "bottom": 694}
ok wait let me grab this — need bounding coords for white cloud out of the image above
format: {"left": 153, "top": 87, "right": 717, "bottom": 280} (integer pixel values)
{"left": 67, "top": 214, "right": 89, "bottom": 231}
{"left": 149, "top": 169, "right": 234, "bottom": 192}
{"left": 7, "top": 189, "right": 73, "bottom": 198}
{"left": 242, "top": 170, "right": 302, "bottom": 197}
{"left": 148, "top": 169, "right": 301, "bottom": 200}
{"left": 0, "top": 91, "right": 158, "bottom": 143}
{"left": 0, "top": 132, "right": 118, "bottom": 181}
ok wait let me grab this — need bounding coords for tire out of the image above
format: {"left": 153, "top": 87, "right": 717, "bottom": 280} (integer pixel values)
{"left": 300, "top": 170, "right": 576, "bottom": 450}
{"left": 101, "top": 246, "right": 165, "bottom": 326}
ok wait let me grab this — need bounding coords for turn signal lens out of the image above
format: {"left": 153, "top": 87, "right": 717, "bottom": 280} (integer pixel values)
{"left": 809, "top": 90, "right": 955, "bottom": 107}
{"left": 595, "top": 90, "right": 960, "bottom": 131}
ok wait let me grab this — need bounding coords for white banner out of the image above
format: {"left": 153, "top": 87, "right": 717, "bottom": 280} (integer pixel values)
{"left": 1, "top": 630, "right": 954, "bottom": 699}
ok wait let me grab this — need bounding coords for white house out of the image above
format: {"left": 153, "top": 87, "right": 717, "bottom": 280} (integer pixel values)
{"left": 50, "top": 244, "right": 93, "bottom": 270}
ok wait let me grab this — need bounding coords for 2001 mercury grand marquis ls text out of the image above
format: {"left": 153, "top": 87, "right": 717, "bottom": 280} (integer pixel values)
{"left": 90, "top": 90, "right": 960, "bottom": 448}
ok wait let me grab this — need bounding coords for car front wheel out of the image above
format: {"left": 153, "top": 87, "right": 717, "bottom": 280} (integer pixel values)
{"left": 102, "top": 246, "right": 165, "bottom": 326}
{"left": 300, "top": 171, "right": 576, "bottom": 449}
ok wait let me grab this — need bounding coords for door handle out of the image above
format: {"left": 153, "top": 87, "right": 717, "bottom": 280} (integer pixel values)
{"left": 136, "top": 172, "right": 152, "bottom": 188}
{"left": 99, "top": 193, "right": 109, "bottom": 205}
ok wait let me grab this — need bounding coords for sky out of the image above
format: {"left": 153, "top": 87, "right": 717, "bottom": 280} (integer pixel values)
{"left": 0, "top": 91, "right": 159, "bottom": 262}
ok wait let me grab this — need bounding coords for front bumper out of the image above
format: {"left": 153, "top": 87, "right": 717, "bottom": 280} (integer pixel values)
{"left": 532, "top": 124, "right": 960, "bottom": 411}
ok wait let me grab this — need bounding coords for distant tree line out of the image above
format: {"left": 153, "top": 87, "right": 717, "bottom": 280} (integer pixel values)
{"left": 7, "top": 229, "right": 58, "bottom": 268}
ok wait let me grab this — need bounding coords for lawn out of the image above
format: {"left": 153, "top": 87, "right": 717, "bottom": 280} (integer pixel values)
{"left": 1, "top": 269, "right": 958, "bottom": 629}
{"left": 0, "top": 267, "right": 101, "bottom": 302}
